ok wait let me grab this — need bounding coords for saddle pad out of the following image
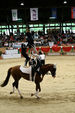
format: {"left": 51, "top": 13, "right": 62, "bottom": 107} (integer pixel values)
{"left": 20, "top": 66, "right": 32, "bottom": 81}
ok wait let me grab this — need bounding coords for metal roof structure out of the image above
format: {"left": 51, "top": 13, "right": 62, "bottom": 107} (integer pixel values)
{"left": 0, "top": 0, "right": 75, "bottom": 9}
{"left": 0, "top": 0, "right": 74, "bottom": 23}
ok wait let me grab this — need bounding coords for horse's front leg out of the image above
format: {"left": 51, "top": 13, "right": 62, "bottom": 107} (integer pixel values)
{"left": 31, "top": 83, "right": 41, "bottom": 99}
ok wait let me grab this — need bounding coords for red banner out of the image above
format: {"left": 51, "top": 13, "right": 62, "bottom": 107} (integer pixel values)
{"left": 52, "top": 46, "right": 61, "bottom": 52}
{"left": 18, "top": 46, "right": 75, "bottom": 54}
{"left": 41, "top": 47, "right": 50, "bottom": 52}
{"left": 74, "top": 46, "right": 75, "bottom": 50}
{"left": 36, "top": 47, "right": 40, "bottom": 51}
{"left": 62, "top": 47, "right": 72, "bottom": 52}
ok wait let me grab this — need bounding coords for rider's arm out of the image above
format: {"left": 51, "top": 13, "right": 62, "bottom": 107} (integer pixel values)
{"left": 31, "top": 52, "right": 39, "bottom": 58}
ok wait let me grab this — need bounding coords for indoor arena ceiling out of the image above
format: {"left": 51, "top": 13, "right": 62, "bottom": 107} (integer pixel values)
{"left": 0, "top": 0, "right": 75, "bottom": 9}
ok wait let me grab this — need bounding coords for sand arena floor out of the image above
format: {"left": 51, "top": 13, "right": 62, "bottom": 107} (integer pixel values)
{"left": 0, "top": 56, "right": 75, "bottom": 113}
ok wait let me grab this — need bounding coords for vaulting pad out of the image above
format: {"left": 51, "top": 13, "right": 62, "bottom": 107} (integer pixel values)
{"left": 20, "top": 66, "right": 32, "bottom": 81}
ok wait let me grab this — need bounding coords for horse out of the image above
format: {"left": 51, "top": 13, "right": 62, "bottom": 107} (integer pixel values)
{"left": 0, "top": 64, "right": 56, "bottom": 99}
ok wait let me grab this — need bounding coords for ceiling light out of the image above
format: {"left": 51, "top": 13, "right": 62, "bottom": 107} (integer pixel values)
{"left": 63, "top": 1, "right": 67, "bottom": 4}
{"left": 20, "top": 2, "right": 24, "bottom": 6}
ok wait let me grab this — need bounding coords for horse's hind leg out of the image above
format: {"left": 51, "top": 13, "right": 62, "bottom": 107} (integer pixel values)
{"left": 10, "top": 81, "right": 16, "bottom": 94}
{"left": 10, "top": 81, "right": 23, "bottom": 99}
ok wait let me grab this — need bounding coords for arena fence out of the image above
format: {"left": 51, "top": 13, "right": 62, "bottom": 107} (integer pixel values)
{"left": 1, "top": 45, "right": 75, "bottom": 59}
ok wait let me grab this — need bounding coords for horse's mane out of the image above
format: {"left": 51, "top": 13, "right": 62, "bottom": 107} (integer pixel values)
{"left": 41, "top": 64, "right": 53, "bottom": 69}
{"left": 40, "top": 64, "right": 53, "bottom": 74}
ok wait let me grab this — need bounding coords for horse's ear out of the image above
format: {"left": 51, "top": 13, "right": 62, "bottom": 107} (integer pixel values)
{"left": 53, "top": 64, "right": 56, "bottom": 68}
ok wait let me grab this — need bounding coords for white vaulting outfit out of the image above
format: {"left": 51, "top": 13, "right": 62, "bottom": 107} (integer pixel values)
{"left": 39, "top": 54, "right": 45, "bottom": 65}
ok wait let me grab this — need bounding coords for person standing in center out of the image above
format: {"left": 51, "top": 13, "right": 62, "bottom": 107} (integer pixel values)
{"left": 26, "top": 29, "right": 37, "bottom": 53}
{"left": 38, "top": 51, "right": 45, "bottom": 65}
{"left": 31, "top": 51, "right": 45, "bottom": 81}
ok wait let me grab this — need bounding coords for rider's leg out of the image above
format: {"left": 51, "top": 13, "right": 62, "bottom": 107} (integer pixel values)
{"left": 24, "top": 58, "right": 30, "bottom": 66}
{"left": 32, "top": 67, "right": 35, "bottom": 81}
{"left": 24, "top": 54, "right": 30, "bottom": 66}
{"left": 36, "top": 70, "right": 41, "bottom": 76}
{"left": 34, "top": 66, "right": 41, "bottom": 77}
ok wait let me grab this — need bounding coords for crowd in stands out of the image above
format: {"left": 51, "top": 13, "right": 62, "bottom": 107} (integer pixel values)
{"left": 0, "top": 29, "right": 75, "bottom": 47}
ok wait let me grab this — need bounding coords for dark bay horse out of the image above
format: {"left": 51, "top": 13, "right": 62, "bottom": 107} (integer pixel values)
{"left": 1, "top": 64, "right": 56, "bottom": 99}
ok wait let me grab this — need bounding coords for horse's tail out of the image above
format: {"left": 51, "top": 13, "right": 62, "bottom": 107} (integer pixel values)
{"left": 1, "top": 67, "right": 12, "bottom": 87}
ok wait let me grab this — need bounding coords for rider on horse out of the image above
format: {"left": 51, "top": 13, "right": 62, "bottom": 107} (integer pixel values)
{"left": 29, "top": 51, "right": 45, "bottom": 81}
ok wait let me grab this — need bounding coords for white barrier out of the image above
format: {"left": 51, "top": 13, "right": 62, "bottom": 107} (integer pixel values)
{"left": 5, "top": 49, "right": 18, "bottom": 55}
{"left": 66, "top": 52, "right": 75, "bottom": 55}
{"left": 2, "top": 54, "right": 21, "bottom": 59}
{"left": 2, "top": 49, "right": 21, "bottom": 59}
{"left": 48, "top": 52, "right": 60, "bottom": 56}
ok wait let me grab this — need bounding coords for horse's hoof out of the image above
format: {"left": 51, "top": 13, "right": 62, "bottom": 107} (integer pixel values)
{"left": 37, "top": 96, "right": 40, "bottom": 99}
{"left": 10, "top": 92, "right": 13, "bottom": 94}
{"left": 31, "top": 93, "right": 34, "bottom": 96}
{"left": 20, "top": 96, "right": 23, "bottom": 99}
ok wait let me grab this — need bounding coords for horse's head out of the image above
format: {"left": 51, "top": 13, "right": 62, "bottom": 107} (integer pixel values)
{"left": 50, "top": 64, "right": 56, "bottom": 78}
{"left": 40, "top": 64, "right": 56, "bottom": 78}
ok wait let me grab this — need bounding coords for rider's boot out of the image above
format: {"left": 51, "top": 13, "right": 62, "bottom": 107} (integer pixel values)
{"left": 36, "top": 71, "right": 41, "bottom": 76}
